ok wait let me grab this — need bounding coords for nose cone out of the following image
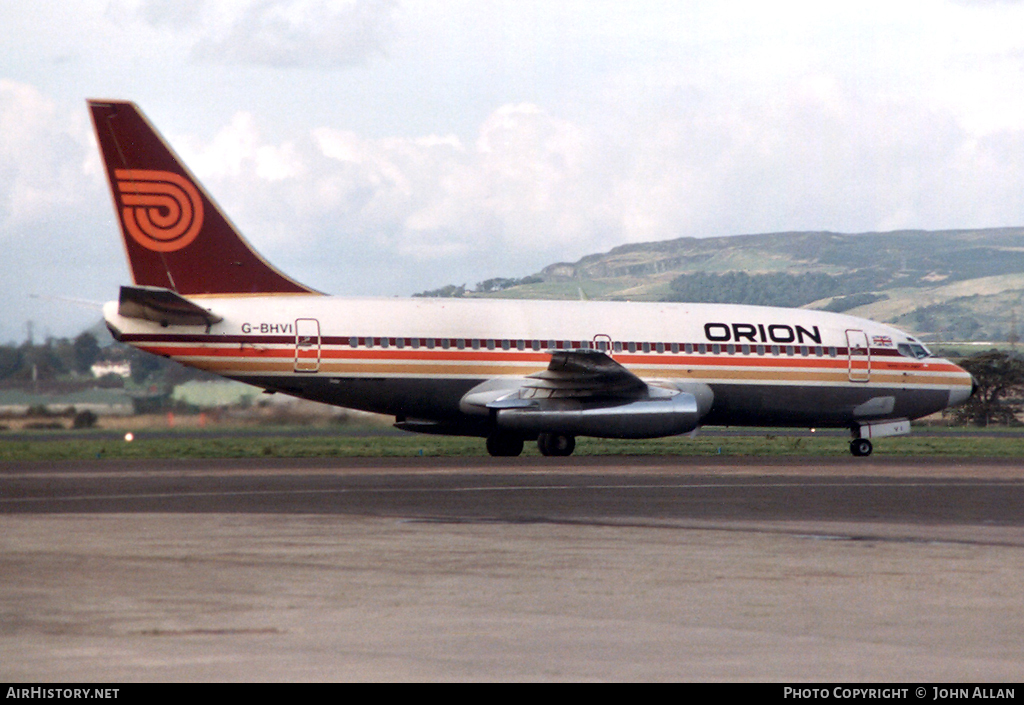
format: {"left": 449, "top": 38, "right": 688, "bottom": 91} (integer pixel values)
{"left": 947, "top": 367, "right": 976, "bottom": 408}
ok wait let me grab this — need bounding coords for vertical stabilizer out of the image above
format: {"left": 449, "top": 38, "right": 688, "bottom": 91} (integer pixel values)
{"left": 88, "top": 100, "right": 317, "bottom": 296}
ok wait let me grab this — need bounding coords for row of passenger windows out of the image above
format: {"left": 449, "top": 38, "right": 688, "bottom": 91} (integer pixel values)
{"left": 344, "top": 336, "right": 841, "bottom": 358}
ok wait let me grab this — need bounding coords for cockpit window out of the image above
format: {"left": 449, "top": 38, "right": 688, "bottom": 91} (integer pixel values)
{"left": 897, "top": 342, "right": 931, "bottom": 359}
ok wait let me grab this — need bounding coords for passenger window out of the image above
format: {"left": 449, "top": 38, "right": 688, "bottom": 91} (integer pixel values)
{"left": 349, "top": 337, "right": 357, "bottom": 348}
{"left": 426, "top": 338, "right": 435, "bottom": 349}
{"left": 456, "top": 339, "right": 465, "bottom": 350}
{"left": 502, "top": 340, "right": 510, "bottom": 350}
{"left": 642, "top": 342, "right": 651, "bottom": 353}
{"left": 487, "top": 339, "right": 495, "bottom": 350}
{"left": 472, "top": 339, "right": 480, "bottom": 350}
{"left": 671, "top": 343, "right": 679, "bottom": 354}
{"left": 656, "top": 342, "right": 665, "bottom": 353}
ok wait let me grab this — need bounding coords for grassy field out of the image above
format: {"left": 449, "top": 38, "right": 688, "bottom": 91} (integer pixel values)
{"left": 3, "top": 428, "right": 1024, "bottom": 461}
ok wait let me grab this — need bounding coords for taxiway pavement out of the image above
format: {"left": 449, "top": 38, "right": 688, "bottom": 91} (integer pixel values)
{"left": 2, "top": 456, "right": 1023, "bottom": 681}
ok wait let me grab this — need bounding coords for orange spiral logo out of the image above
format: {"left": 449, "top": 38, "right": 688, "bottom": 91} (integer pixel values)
{"left": 115, "top": 169, "right": 204, "bottom": 252}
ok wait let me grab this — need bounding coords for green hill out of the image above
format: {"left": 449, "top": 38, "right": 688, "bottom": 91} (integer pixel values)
{"left": 418, "top": 228, "right": 1024, "bottom": 343}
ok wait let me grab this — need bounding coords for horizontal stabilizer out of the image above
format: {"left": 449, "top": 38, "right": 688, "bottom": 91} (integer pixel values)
{"left": 118, "top": 285, "right": 223, "bottom": 327}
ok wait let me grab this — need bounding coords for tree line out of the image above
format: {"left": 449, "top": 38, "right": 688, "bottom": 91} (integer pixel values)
{"left": 414, "top": 275, "right": 544, "bottom": 298}
{"left": 0, "top": 332, "right": 102, "bottom": 384}
{"left": 0, "top": 332, "right": 181, "bottom": 389}
{"left": 952, "top": 350, "right": 1024, "bottom": 426}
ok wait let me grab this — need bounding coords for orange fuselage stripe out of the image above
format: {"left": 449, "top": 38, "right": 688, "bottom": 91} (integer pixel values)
{"left": 140, "top": 345, "right": 970, "bottom": 387}
{"left": 137, "top": 343, "right": 966, "bottom": 375}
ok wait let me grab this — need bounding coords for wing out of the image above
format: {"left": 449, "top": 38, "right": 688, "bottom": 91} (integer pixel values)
{"left": 516, "top": 348, "right": 648, "bottom": 399}
{"left": 459, "top": 349, "right": 713, "bottom": 439}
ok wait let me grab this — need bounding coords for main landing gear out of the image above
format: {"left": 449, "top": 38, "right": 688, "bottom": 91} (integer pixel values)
{"left": 486, "top": 431, "right": 524, "bottom": 457}
{"left": 537, "top": 433, "right": 575, "bottom": 457}
{"left": 849, "top": 438, "right": 873, "bottom": 457}
{"left": 485, "top": 431, "right": 577, "bottom": 457}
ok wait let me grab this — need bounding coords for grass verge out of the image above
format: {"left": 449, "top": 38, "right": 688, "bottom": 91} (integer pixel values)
{"left": 2, "top": 431, "right": 1024, "bottom": 461}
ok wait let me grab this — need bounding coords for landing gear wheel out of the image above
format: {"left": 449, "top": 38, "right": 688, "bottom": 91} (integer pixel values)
{"left": 486, "top": 432, "right": 524, "bottom": 457}
{"left": 850, "top": 438, "right": 873, "bottom": 457}
{"left": 537, "top": 433, "right": 576, "bottom": 457}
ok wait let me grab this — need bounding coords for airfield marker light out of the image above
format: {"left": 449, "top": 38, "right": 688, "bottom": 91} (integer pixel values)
{"left": 125, "top": 432, "right": 134, "bottom": 442}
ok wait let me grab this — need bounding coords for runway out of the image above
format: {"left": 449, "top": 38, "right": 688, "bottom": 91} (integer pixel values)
{"left": 4, "top": 456, "right": 1024, "bottom": 528}
{"left": 3, "top": 456, "right": 1024, "bottom": 681}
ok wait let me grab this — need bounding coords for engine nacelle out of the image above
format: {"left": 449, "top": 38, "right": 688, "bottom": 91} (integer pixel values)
{"left": 494, "top": 392, "right": 702, "bottom": 439}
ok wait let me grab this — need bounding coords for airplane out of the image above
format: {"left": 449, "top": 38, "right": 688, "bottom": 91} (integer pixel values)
{"left": 89, "top": 99, "right": 976, "bottom": 458}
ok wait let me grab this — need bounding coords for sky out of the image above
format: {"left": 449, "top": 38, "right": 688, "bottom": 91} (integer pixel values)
{"left": 4, "top": 0, "right": 1024, "bottom": 343}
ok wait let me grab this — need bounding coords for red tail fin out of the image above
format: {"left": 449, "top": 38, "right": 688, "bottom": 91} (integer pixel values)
{"left": 88, "top": 100, "right": 317, "bottom": 296}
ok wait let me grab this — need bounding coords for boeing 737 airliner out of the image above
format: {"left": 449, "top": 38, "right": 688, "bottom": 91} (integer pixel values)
{"left": 89, "top": 100, "right": 975, "bottom": 457}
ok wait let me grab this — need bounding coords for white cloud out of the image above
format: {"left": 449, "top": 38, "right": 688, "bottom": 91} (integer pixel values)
{"left": 0, "top": 80, "right": 96, "bottom": 227}
{"left": 166, "top": 81, "right": 1024, "bottom": 296}
{"left": 133, "top": 0, "right": 207, "bottom": 30}
{"left": 9, "top": 1, "right": 1024, "bottom": 341}
{"left": 0, "top": 80, "right": 124, "bottom": 345}
{"left": 188, "top": 0, "right": 398, "bottom": 68}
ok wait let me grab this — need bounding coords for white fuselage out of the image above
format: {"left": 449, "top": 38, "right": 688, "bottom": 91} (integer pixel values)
{"left": 104, "top": 295, "right": 974, "bottom": 433}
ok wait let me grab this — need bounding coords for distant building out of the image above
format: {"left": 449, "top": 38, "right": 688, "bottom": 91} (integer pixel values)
{"left": 91, "top": 361, "right": 131, "bottom": 378}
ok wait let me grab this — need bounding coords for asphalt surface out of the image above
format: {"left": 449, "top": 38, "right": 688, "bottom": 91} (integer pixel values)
{"left": 3, "top": 456, "right": 1024, "bottom": 527}
{"left": 4, "top": 456, "right": 1024, "bottom": 681}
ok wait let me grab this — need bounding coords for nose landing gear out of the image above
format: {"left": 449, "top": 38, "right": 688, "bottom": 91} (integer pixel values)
{"left": 849, "top": 419, "right": 909, "bottom": 457}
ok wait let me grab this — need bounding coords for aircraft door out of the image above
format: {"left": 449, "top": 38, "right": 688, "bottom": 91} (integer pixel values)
{"left": 846, "top": 329, "right": 870, "bottom": 382}
{"left": 294, "top": 318, "right": 321, "bottom": 373}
